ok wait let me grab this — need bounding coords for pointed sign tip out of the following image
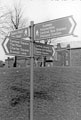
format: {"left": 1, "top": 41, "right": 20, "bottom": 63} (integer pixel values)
{"left": 2, "top": 36, "right": 9, "bottom": 54}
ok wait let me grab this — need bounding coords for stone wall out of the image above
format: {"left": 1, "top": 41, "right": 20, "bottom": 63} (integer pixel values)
{"left": 70, "top": 48, "right": 81, "bottom": 66}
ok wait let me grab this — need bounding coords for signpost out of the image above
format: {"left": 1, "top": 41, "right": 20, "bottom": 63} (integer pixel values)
{"left": 30, "top": 21, "right": 34, "bottom": 120}
{"left": 2, "top": 16, "right": 77, "bottom": 120}
{"left": 2, "top": 36, "right": 30, "bottom": 57}
{"left": 10, "top": 27, "right": 29, "bottom": 38}
{"left": 34, "top": 42, "right": 54, "bottom": 56}
{"left": 34, "top": 16, "right": 76, "bottom": 41}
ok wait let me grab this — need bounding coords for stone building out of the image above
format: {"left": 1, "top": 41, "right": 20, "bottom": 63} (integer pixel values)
{"left": 53, "top": 43, "right": 70, "bottom": 66}
{"left": 53, "top": 43, "right": 81, "bottom": 66}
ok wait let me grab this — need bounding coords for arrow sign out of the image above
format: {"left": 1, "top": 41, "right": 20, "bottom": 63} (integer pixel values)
{"left": 2, "top": 36, "right": 9, "bottom": 54}
{"left": 34, "top": 42, "right": 55, "bottom": 57}
{"left": 2, "top": 36, "right": 30, "bottom": 57}
{"left": 10, "top": 27, "right": 29, "bottom": 38}
{"left": 34, "top": 16, "right": 76, "bottom": 41}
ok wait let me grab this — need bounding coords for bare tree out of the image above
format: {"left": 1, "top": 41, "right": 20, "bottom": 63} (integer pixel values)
{"left": 0, "top": 10, "right": 11, "bottom": 39}
{"left": 5, "top": 4, "right": 28, "bottom": 30}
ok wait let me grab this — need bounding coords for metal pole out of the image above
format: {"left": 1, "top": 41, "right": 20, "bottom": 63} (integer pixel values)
{"left": 30, "top": 21, "right": 34, "bottom": 120}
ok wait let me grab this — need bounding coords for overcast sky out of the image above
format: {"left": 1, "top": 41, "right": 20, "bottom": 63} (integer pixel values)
{"left": 0, "top": 0, "right": 81, "bottom": 61}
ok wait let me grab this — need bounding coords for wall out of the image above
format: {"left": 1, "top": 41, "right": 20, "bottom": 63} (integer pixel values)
{"left": 54, "top": 43, "right": 70, "bottom": 66}
{"left": 70, "top": 48, "right": 81, "bottom": 66}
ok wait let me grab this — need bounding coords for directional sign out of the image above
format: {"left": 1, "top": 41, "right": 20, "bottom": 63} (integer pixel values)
{"left": 2, "top": 36, "right": 30, "bottom": 57}
{"left": 10, "top": 27, "right": 29, "bottom": 38}
{"left": 34, "top": 16, "right": 76, "bottom": 41}
{"left": 34, "top": 42, "right": 55, "bottom": 57}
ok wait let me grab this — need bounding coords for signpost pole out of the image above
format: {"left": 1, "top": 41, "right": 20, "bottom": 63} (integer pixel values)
{"left": 30, "top": 21, "right": 34, "bottom": 120}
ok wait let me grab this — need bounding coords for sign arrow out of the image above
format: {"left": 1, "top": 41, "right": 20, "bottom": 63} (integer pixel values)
{"left": 2, "top": 36, "right": 10, "bottom": 54}
{"left": 68, "top": 16, "right": 76, "bottom": 34}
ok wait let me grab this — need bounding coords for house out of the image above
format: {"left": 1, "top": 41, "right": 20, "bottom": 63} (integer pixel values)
{"left": 53, "top": 43, "right": 70, "bottom": 66}
{"left": 53, "top": 42, "right": 81, "bottom": 66}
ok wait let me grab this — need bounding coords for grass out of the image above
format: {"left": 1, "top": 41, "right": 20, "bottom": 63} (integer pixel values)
{"left": 0, "top": 66, "right": 81, "bottom": 120}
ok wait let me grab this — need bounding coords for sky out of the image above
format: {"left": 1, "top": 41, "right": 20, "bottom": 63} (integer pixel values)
{"left": 0, "top": 0, "right": 81, "bottom": 61}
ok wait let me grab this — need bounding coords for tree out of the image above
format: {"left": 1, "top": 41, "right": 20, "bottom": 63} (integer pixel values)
{"left": 5, "top": 4, "right": 28, "bottom": 30}
{"left": 0, "top": 7, "right": 11, "bottom": 39}
{"left": 3, "top": 2, "right": 28, "bottom": 67}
